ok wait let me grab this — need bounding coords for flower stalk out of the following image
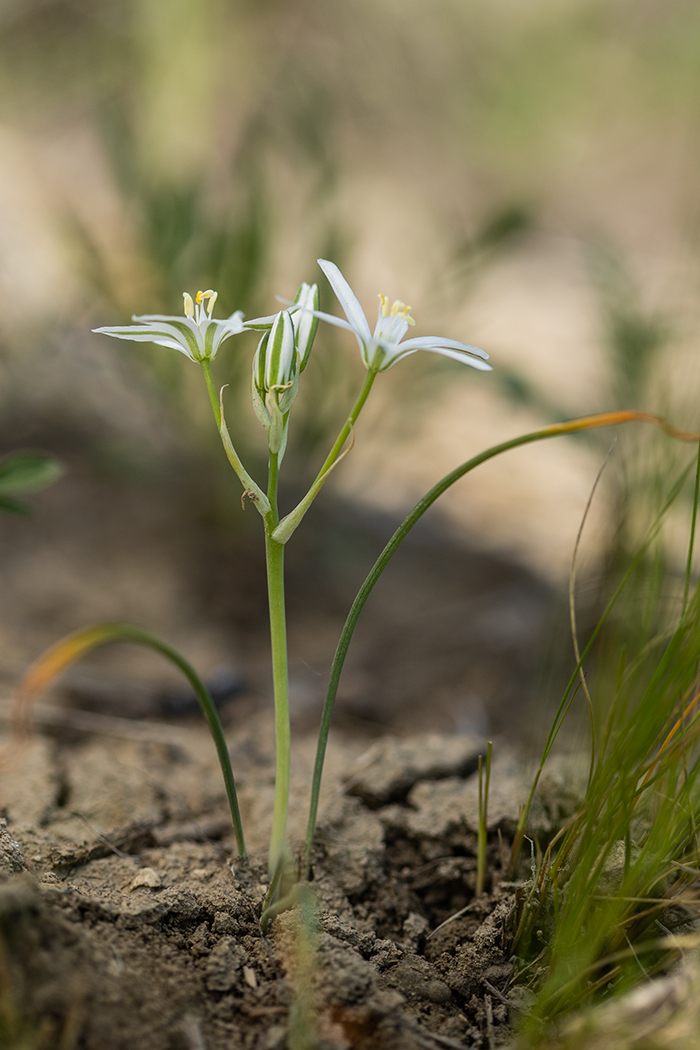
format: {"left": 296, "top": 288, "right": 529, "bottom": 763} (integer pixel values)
{"left": 264, "top": 451, "right": 292, "bottom": 879}
{"left": 272, "top": 366, "right": 379, "bottom": 544}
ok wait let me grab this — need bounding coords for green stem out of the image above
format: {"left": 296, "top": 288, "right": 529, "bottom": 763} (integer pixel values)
{"left": 273, "top": 368, "right": 379, "bottom": 544}
{"left": 265, "top": 452, "right": 291, "bottom": 877}
{"left": 303, "top": 410, "right": 699, "bottom": 873}
{"left": 201, "top": 359, "right": 221, "bottom": 429}
{"left": 200, "top": 361, "right": 270, "bottom": 516}
{"left": 316, "top": 367, "right": 378, "bottom": 480}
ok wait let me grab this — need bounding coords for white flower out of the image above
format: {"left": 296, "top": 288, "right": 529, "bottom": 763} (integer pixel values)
{"left": 93, "top": 290, "right": 246, "bottom": 363}
{"left": 313, "top": 259, "right": 492, "bottom": 373}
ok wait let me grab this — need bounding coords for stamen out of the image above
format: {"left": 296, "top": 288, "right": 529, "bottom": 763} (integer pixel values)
{"left": 183, "top": 292, "right": 195, "bottom": 318}
{"left": 196, "top": 289, "right": 218, "bottom": 319}
{"left": 389, "top": 300, "right": 415, "bottom": 325}
{"left": 378, "top": 293, "right": 390, "bottom": 318}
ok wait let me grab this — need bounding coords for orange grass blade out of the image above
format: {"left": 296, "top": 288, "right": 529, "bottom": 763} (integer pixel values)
{"left": 640, "top": 692, "right": 700, "bottom": 788}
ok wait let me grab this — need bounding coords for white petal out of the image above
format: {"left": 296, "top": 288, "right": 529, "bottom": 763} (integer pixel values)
{"left": 224, "top": 310, "right": 245, "bottom": 331}
{"left": 150, "top": 338, "right": 197, "bottom": 360}
{"left": 131, "top": 312, "right": 191, "bottom": 323}
{"left": 398, "top": 335, "right": 489, "bottom": 359}
{"left": 301, "top": 307, "right": 356, "bottom": 333}
{"left": 209, "top": 312, "right": 246, "bottom": 357}
{"left": 94, "top": 326, "right": 196, "bottom": 360}
{"left": 244, "top": 312, "right": 279, "bottom": 330}
{"left": 317, "top": 259, "right": 372, "bottom": 342}
{"left": 386, "top": 342, "right": 493, "bottom": 370}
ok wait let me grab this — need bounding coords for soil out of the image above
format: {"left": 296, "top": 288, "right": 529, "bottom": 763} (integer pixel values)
{"left": 0, "top": 714, "right": 573, "bottom": 1050}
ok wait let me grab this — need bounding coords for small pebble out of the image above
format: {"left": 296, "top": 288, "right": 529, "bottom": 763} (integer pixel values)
{"left": 130, "top": 867, "right": 162, "bottom": 890}
{"left": 190, "top": 868, "right": 212, "bottom": 881}
{"left": 243, "top": 965, "right": 257, "bottom": 988}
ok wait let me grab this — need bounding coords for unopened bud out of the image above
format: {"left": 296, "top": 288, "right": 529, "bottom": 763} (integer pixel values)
{"left": 292, "top": 283, "right": 319, "bottom": 372}
{"left": 251, "top": 310, "right": 299, "bottom": 457}
{"left": 254, "top": 310, "right": 297, "bottom": 396}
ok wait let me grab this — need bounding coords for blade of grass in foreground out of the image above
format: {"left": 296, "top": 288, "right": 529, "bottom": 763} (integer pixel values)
{"left": 12, "top": 622, "right": 246, "bottom": 860}
{"left": 304, "top": 410, "right": 699, "bottom": 872}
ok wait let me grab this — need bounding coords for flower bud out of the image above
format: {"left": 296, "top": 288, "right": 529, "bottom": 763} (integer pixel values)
{"left": 292, "top": 282, "right": 319, "bottom": 372}
{"left": 253, "top": 310, "right": 297, "bottom": 398}
{"left": 251, "top": 310, "right": 299, "bottom": 457}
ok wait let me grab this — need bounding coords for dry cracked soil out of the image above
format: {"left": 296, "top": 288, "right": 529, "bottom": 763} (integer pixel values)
{"left": 0, "top": 714, "right": 577, "bottom": 1050}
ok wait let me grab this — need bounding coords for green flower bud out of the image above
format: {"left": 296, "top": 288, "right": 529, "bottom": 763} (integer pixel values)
{"left": 293, "top": 282, "right": 319, "bottom": 372}
{"left": 251, "top": 310, "right": 299, "bottom": 457}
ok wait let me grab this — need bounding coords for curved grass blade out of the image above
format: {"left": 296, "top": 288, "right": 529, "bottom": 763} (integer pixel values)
{"left": 304, "top": 410, "right": 700, "bottom": 871}
{"left": 14, "top": 622, "right": 246, "bottom": 859}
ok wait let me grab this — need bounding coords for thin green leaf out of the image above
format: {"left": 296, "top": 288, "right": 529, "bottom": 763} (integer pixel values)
{"left": 0, "top": 452, "right": 64, "bottom": 496}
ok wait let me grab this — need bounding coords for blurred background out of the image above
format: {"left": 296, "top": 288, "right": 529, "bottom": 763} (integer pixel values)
{"left": 1, "top": 0, "right": 700, "bottom": 742}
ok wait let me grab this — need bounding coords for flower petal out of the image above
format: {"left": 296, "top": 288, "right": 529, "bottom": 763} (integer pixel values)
{"left": 93, "top": 326, "right": 196, "bottom": 360}
{"left": 224, "top": 310, "right": 245, "bottom": 330}
{"left": 244, "top": 313, "right": 279, "bottom": 331}
{"left": 317, "top": 259, "right": 372, "bottom": 342}
{"left": 211, "top": 321, "right": 245, "bottom": 357}
{"left": 397, "top": 336, "right": 490, "bottom": 360}
{"left": 131, "top": 313, "right": 196, "bottom": 324}
{"left": 384, "top": 342, "right": 493, "bottom": 370}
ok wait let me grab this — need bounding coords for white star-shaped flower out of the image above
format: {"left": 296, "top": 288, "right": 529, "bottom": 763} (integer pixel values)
{"left": 93, "top": 290, "right": 245, "bottom": 362}
{"left": 313, "top": 259, "right": 491, "bottom": 373}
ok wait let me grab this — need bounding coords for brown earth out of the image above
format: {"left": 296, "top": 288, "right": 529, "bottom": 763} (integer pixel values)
{"left": 0, "top": 713, "right": 575, "bottom": 1050}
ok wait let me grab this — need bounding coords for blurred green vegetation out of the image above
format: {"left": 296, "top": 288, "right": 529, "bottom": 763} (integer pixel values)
{"left": 0, "top": 0, "right": 697, "bottom": 576}
{"left": 0, "top": 0, "right": 698, "bottom": 463}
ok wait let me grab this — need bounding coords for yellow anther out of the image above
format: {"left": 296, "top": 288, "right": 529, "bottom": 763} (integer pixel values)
{"left": 196, "top": 289, "right": 218, "bottom": 318}
{"left": 390, "top": 300, "right": 415, "bottom": 324}
{"left": 379, "top": 293, "right": 390, "bottom": 318}
{"left": 183, "top": 292, "right": 195, "bottom": 318}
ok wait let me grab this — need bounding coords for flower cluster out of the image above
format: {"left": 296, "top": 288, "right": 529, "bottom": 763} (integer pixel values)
{"left": 93, "top": 260, "right": 491, "bottom": 454}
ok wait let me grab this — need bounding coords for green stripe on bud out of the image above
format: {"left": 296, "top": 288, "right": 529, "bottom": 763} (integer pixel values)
{"left": 293, "top": 283, "right": 319, "bottom": 372}
{"left": 265, "top": 310, "right": 296, "bottom": 391}
{"left": 251, "top": 310, "right": 300, "bottom": 459}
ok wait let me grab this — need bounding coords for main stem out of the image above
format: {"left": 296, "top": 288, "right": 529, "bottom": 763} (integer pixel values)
{"left": 265, "top": 451, "right": 291, "bottom": 877}
{"left": 200, "top": 359, "right": 289, "bottom": 875}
